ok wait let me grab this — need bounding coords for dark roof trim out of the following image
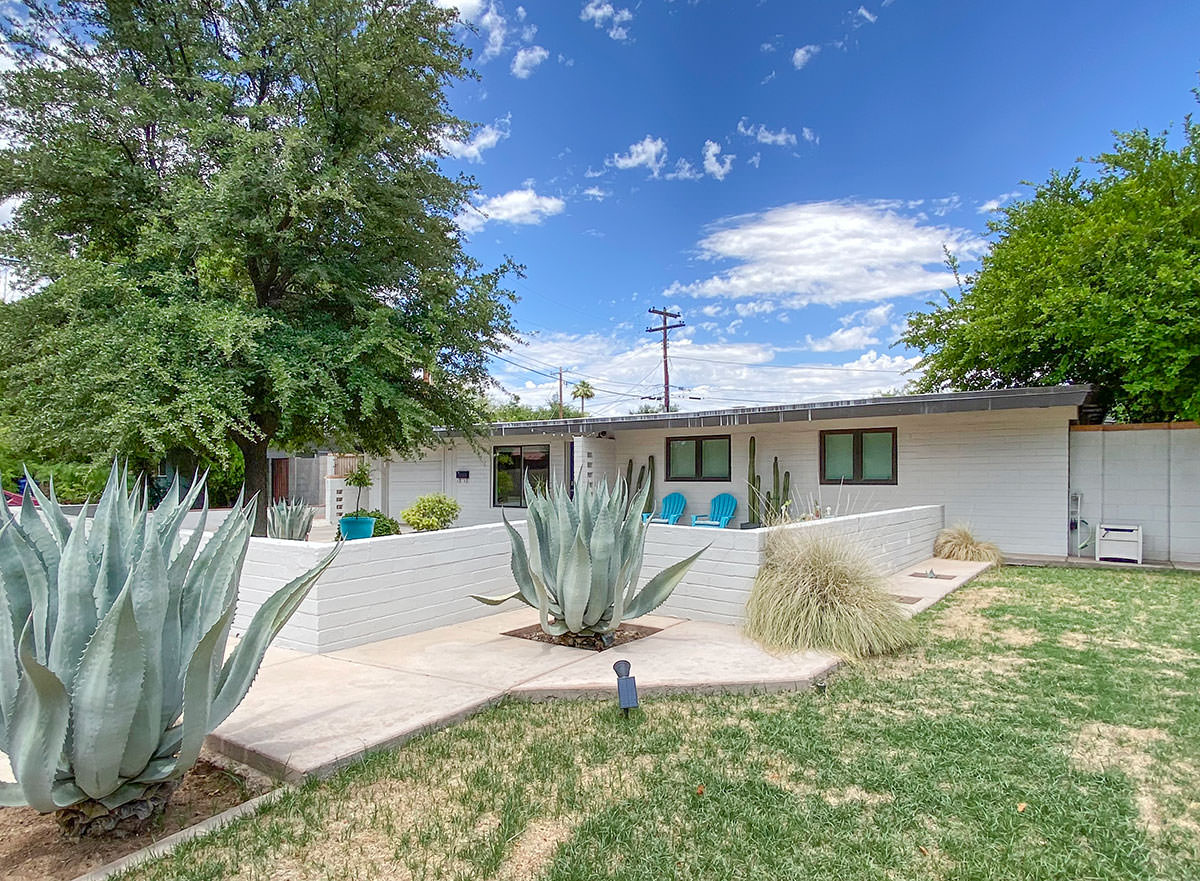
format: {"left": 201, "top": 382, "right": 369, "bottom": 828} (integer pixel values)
{"left": 439, "top": 384, "right": 1094, "bottom": 438}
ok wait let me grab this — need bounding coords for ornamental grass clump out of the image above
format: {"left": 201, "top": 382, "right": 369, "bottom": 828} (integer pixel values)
{"left": 934, "top": 524, "right": 1003, "bottom": 563}
{"left": 0, "top": 464, "right": 335, "bottom": 837}
{"left": 744, "top": 529, "right": 916, "bottom": 659}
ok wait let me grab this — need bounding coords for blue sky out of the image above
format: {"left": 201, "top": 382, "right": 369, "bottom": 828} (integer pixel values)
{"left": 437, "top": 0, "right": 1200, "bottom": 415}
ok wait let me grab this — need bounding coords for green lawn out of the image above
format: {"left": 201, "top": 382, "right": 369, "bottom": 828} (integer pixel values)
{"left": 123, "top": 566, "right": 1200, "bottom": 880}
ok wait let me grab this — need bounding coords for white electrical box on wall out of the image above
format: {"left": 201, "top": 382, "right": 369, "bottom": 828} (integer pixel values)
{"left": 1096, "top": 524, "right": 1143, "bottom": 565}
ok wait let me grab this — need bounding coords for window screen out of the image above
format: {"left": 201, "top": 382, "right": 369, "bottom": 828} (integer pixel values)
{"left": 665, "top": 436, "right": 731, "bottom": 481}
{"left": 820, "top": 429, "right": 897, "bottom": 485}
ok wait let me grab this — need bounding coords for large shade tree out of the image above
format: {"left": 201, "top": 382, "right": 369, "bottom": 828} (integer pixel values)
{"left": 0, "top": 0, "right": 516, "bottom": 531}
{"left": 902, "top": 114, "right": 1200, "bottom": 423}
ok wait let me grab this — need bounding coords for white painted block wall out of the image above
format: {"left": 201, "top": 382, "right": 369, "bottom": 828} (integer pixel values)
{"left": 1068, "top": 426, "right": 1200, "bottom": 563}
{"left": 649, "top": 505, "right": 944, "bottom": 625}
{"left": 236, "top": 522, "right": 520, "bottom": 652}
{"left": 613, "top": 408, "right": 1073, "bottom": 557}
{"left": 237, "top": 506, "right": 945, "bottom": 650}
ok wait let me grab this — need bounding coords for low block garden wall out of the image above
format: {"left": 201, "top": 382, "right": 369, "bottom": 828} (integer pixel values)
{"left": 650, "top": 505, "right": 945, "bottom": 626}
{"left": 235, "top": 505, "right": 944, "bottom": 651}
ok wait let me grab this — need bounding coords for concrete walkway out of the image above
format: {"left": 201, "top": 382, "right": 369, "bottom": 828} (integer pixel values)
{"left": 204, "top": 556, "right": 990, "bottom": 783}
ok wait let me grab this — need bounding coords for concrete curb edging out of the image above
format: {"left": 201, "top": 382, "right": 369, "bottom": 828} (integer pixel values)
{"left": 68, "top": 787, "right": 293, "bottom": 881}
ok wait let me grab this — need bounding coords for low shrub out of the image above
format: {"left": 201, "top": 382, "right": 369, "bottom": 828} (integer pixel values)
{"left": 934, "top": 524, "right": 1003, "bottom": 563}
{"left": 401, "top": 493, "right": 461, "bottom": 531}
{"left": 744, "top": 529, "right": 916, "bottom": 659}
{"left": 341, "top": 508, "right": 401, "bottom": 537}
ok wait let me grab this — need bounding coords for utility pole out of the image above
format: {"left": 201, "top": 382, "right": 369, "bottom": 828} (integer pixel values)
{"left": 646, "top": 307, "right": 684, "bottom": 411}
{"left": 558, "top": 367, "right": 564, "bottom": 419}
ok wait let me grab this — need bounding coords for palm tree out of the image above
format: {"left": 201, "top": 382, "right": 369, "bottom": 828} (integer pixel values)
{"left": 571, "top": 380, "right": 596, "bottom": 416}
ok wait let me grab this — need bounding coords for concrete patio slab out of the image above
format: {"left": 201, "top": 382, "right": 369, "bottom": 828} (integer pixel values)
{"left": 511, "top": 619, "right": 840, "bottom": 700}
{"left": 199, "top": 556, "right": 989, "bottom": 782}
{"left": 208, "top": 654, "right": 498, "bottom": 783}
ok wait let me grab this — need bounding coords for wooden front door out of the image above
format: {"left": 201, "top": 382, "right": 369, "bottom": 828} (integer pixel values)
{"left": 270, "top": 458, "right": 290, "bottom": 502}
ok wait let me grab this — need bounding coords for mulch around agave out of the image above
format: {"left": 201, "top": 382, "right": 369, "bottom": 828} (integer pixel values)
{"left": 503, "top": 622, "right": 661, "bottom": 651}
{"left": 0, "top": 752, "right": 274, "bottom": 881}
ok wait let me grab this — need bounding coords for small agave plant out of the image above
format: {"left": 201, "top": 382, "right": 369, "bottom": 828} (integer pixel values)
{"left": 267, "top": 498, "right": 315, "bottom": 541}
{"left": 0, "top": 464, "right": 336, "bottom": 836}
{"left": 472, "top": 477, "right": 705, "bottom": 639}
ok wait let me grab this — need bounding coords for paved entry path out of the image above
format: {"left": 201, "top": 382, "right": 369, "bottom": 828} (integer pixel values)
{"left": 201, "top": 557, "right": 991, "bottom": 783}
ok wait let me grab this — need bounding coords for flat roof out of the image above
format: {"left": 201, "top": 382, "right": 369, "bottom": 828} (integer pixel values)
{"left": 442, "top": 384, "right": 1095, "bottom": 438}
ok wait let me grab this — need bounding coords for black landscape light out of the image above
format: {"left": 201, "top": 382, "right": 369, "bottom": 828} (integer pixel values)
{"left": 613, "top": 660, "right": 639, "bottom": 717}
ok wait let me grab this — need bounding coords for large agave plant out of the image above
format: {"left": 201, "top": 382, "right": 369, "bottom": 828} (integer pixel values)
{"left": 0, "top": 465, "right": 336, "bottom": 835}
{"left": 267, "top": 498, "right": 314, "bottom": 541}
{"left": 472, "top": 477, "right": 705, "bottom": 637}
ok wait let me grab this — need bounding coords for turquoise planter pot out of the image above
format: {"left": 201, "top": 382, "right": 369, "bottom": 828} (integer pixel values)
{"left": 339, "top": 515, "right": 376, "bottom": 541}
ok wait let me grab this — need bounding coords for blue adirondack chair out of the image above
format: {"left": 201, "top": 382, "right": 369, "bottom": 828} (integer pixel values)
{"left": 692, "top": 493, "right": 737, "bottom": 528}
{"left": 643, "top": 492, "right": 686, "bottom": 525}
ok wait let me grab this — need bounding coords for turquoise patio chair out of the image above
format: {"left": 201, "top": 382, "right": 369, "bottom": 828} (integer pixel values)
{"left": 642, "top": 492, "right": 686, "bottom": 525}
{"left": 692, "top": 493, "right": 737, "bottom": 528}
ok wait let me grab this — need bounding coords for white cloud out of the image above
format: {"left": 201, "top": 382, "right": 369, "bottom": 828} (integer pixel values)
{"left": 607, "top": 135, "right": 668, "bottom": 177}
{"left": 582, "top": 186, "right": 610, "bottom": 201}
{"left": 805, "top": 326, "right": 880, "bottom": 352}
{"left": 760, "top": 42, "right": 776, "bottom": 53}
{"left": 437, "top": 1, "right": 507, "bottom": 60}
{"left": 580, "top": 1, "right": 633, "bottom": 41}
{"left": 0, "top": 197, "right": 18, "bottom": 226}
{"left": 665, "top": 199, "right": 985, "bottom": 308}
{"left": 515, "top": 4, "right": 526, "bottom": 20}
{"left": 436, "top": 0, "right": 484, "bottom": 18}
{"left": 792, "top": 44, "right": 821, "bottom": 69}
{"left": 439, "top": 114, "right": 511, "bottom": 162}
{"left": 511, "top": 45, "right": 548, "bottom": 78}
{"left": 457, "top": 188, "right": 565, "bottom": 233}
{"left": 858, "top": 6, "right": 878, "bottom": 24}
{"left": 479, "top": 3, "right": 508, "bottom": 58}
{"left": 977, "top": 190, "right": 1021, "bottom": 213}
{"left": 737, "top": 118, "right": 798, "bottom": 147}
{"left": 747, "top": 152, "right": 762, "bottom": 168}
{"left": 801, "top": 127, "right": 819, "bottom": 144}
{"left": 760, "top": 70, "right": 776, "bottom": 85}
{"left": 702, "top": 140, "right": 734, "bottom": 181}
{"left": 665, "top": 158, "right": 703, "bottom": 181}
{"left": 491, "top": 332, "right": 921, "bottom": 415}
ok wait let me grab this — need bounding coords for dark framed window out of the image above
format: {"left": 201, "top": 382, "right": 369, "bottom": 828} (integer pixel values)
{"left": 665, "top": 435, "right": 731, "bottom": 481}
{"left": 819, "top": 428, "right": 897, "bottom": 485}
{"left": 493, "top": 444, "right": 551, "bottom": 507}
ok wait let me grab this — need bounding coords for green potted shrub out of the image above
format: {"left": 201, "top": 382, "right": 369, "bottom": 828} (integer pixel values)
{"left": 338, "top": 461, "right": 376, "bottom": 540}
{"left": 400, "top": 493, "right": 461, "bottom": 531}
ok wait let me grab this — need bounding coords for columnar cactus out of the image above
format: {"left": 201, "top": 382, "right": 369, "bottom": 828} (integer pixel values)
{"left": 747, "top": 436, "right": 759, "bottom": 525}
{"left": 0, "top": 464, "right": 335, "bottom": 835}
{"left": 642, "top": 455, "right": 656, "bottom": 516}
{"left": 747, "top": 439, "right": 791, "bottom": 524}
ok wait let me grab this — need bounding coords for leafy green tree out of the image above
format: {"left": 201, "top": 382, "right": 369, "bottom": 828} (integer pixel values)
{"left": 488, "top": 394, "right": 581, "bottom": 422}
{"left": 902, "top": 115, "right": 1200, "bottom": 422}
{"left": 0, "top": 0, "right": 516, "bottom": 531}
{"left": 571, "top": 379, "right": 596, "bottom": 415}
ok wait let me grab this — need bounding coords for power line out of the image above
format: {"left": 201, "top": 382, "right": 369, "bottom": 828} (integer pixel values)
{"left": 670, "top": 354, "right": 912, "bottom": 374}
{"left": 487, "top": 351, "right": 651, "bottom": 402}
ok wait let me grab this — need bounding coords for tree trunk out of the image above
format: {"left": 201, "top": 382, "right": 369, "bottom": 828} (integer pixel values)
{"left": 235, "top": 433, "right": 271, "bottom": 536}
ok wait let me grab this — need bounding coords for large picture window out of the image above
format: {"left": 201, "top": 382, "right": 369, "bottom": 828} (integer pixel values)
{"left": 819, "top": 428, "right": 897, "bottom": 485}
{"left": 493, "top": 444, "right": 551, "bottom": 507}
{"left": 665, "top": 435, "right": 731, "bottom": 481}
